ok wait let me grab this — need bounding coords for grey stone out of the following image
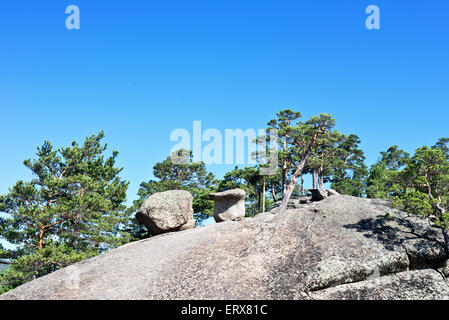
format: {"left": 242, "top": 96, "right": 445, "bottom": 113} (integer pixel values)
{"left": 136, "top": 190, "right": 195, "bottom": 235}
{"left": 309, "top": 269, "right": 449, "bottom": 300}
{"left": 327, "top": 189, "right": 340, "bottom": 197}
{"left": 310, "top": 189, "right": 328, "bottom": 202}
{"left": 209, "top": 189, "right": 246, "bottom": 223}
{"left": 443, "top": 259, "right": 449, "bottom": 277}
{"left": 2, "top": 195, "right": 448, "bottom": 300}
{"left": 266, "top": 196, "right": 309, "bottom": 212}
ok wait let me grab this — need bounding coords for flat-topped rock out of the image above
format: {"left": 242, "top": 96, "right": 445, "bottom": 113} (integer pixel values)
{"left": 209, "top": 189, "right": 246, "bottom": 200}
{"left": 209, "top": 189, "right": 246, "bottom": 222}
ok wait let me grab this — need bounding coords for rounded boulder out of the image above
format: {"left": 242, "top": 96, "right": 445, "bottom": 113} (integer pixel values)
{"left": 136, "top": 190, "right": 195, "bottom": 235}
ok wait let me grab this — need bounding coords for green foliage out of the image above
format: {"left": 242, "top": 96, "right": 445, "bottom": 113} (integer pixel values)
{"left": 328, "top": 134, "right": 368, "bottom": 196}
{"left": 0, "top": 132, "right": 130, "bottom": 292}
{"left": 0, "top": 242, "right": 90, "bottom": 290}
{"left": 383, "top": 212, "right": 397, "bottom": 221}
{"left": 380, "top": 146, "right": 410, "bottom": 170}
{"left": 366, "top": 162, "right": 390, "bottom": 198}
{"left": 266, "top": 110, "right": 367, "bottom": 198}
{"left": 390, "top": 144, "right": 449, "bottom": 231}
{"left": 275, "top": 113, "right": 337, "bottom": 210}
{"left": 366, "top": 146, "right": 410, "bottom": 199}
{"left": 266, "top": 109, "right": 302, "bottom": 196}
{"left": 129, "top": 149, "right": 216, "bottom": 238}
{"left": 434, "top": 138, "right": 449, "bottom": 160}
{"left": 306, "top": 130, "right": 343, "bottom": 188}
{"left": 391, "top": 189, "right": 433, "bottom": 218}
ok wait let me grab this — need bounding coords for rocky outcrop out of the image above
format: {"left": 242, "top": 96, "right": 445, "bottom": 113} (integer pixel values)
{"left": 310, "top": 189, "right": 340, "bottom": 202}
{"left": 309, "top": 269, "right": 449, "bottom": 300}
{"left": 266, "top": 195, "right": 310, "bottom": 211}
{"left": 310, "top": 188, "right": 328, "bottom": 201}
{"left": 209, "top": 189, "right": 246, "bottom": 222}
{"left": 327, "top": 189, "right": 340, "bottom": 196}
{"left": 1, "top": 195, "right": 448, "bottom": 300}
{"left": 136, "top": 190, "right": 195, "bottom": 235}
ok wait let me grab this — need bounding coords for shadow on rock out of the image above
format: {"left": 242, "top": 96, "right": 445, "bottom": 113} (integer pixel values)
{"left": 344, "top": 215, "right": 447, "bottom": 269}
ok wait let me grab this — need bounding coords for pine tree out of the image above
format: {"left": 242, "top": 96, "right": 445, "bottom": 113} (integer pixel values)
{"left": 366, "top": 146, "right": 409, "bottom": 198}
{"left": 267, "top": 109, "right": 301, "bottom": 197}
{"left": 0, "top": 132, "right": 129, "bottom": 291}
{"left": 277, "top": 113, "right": 336, "bottom": 212}
{"left": 434, "top": 138, "right": 449, "bottom": 160}
{"left": 307, "top": 130, "right": 344, "bottom": 190}
{"left": 390, "top": 145, "right": 449, "bottom": 253}
{"left": 331, "top": 134, "right": 368, "bottom": 196}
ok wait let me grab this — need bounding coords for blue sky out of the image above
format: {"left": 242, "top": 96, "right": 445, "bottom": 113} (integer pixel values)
{"left": 1, "top": 1, "right": 448, "bottom": 238}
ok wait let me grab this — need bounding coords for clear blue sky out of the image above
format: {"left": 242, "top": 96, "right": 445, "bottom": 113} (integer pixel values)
{"left": 1, "top": 1, "right": 448, "bottom": 213}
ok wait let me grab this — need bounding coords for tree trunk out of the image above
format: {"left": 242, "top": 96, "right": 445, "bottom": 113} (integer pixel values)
{"left": 282, "top": 136, "right": 287, "bottom": 198}
{"left": 282, "top": 168, "right": 287, "bottom": 199}
{"left": 271, "top": 184, "right": 277, "bottom": 202}
{"left": 38, "top": 228, "right": 45, "bottom": 250}
{"left": 277, "top": 150, "right": 311, "bottom": 213}
{"left": 312, "top": 170, "right": 318, "bottom": 189}
{"left": 262, "top": 180, "right": 266, "bottom": 213}
{"left": 319, "top": 167, "right": 324, "bottom": 190}
{"left": 300, "top": 175, "right": 305, "bottom": 196}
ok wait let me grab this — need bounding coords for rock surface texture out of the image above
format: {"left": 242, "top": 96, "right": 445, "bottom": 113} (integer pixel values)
{"left": 266, "top": 195, "right": 309, "bottom": 211}
{"left": 210, "top": 189, "right": 246, "bottom": 223}
{"left": 2, "top": 195, "right": 448, "bottom": 300}
{"left": 136, "top": 190, "right": 195, "bottom": 235}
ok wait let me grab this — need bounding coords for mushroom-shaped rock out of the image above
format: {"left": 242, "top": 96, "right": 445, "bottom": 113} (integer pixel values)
{"left": 209, "top": 189, "right": 246, "bottom": 223}
{"left": 136, "top": 190, "right": 195, "bottom": 235}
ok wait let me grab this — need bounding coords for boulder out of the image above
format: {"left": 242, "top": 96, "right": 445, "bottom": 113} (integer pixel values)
{"left": 310, "top": 189, "right": 328, "bottom": 202}
{"left": 327, "top": 189, "right": 340, "bottom": 197}
{"left": 2, "top": 195, "right": 448, "bottom": 300}
{"left": 136, "top": 190, "right": 195, "bottom": 235}
{"left": 310, "top": 189, "right": 340, "bottom": 202}
{"left": 443, "top": 259, "right": 449, "bottom": 277}
{"left": 266, "top": 196, "right": 310, "bottom": 212}
{"left": 209, "top": 189, "right": 246, "bottom": 223}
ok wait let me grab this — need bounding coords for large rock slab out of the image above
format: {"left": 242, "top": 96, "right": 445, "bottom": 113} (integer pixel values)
{"left": 309, "top": 269, "right": 449, "bottom": 300}
{"left": 1, "top": 195, "right": 448, "bottom": 300}
{"left": 136, "top": 190, "right": 195, "bottom": 235}
{"left": 210, "top": 189, "right": 246, "bottom": 222}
